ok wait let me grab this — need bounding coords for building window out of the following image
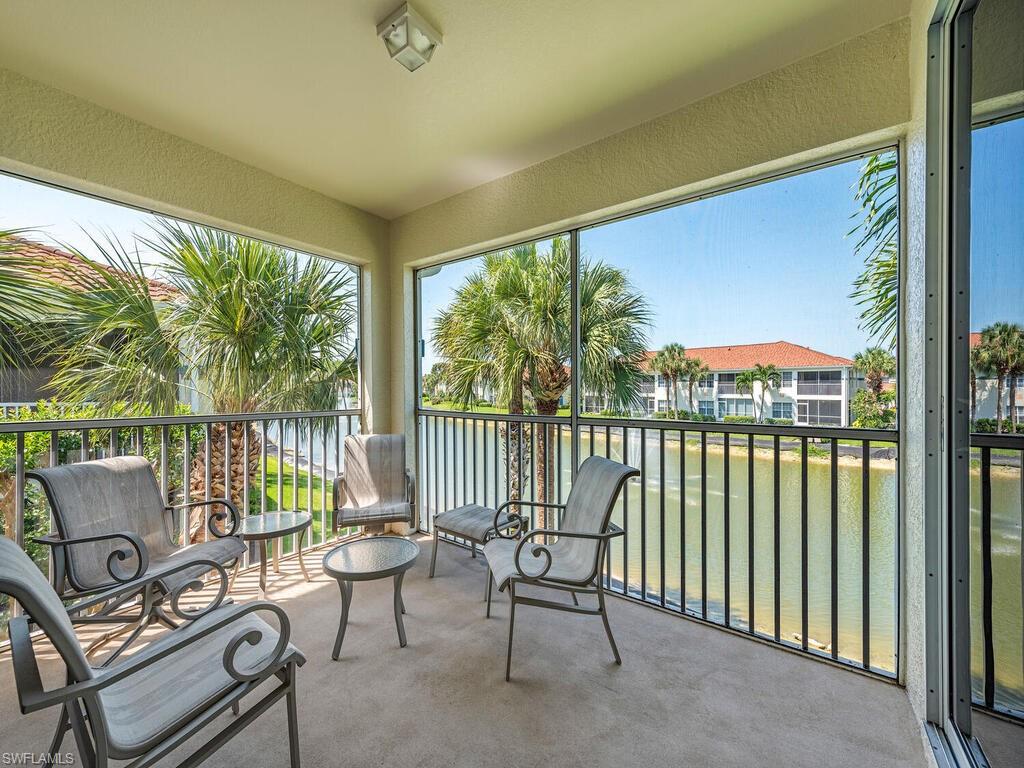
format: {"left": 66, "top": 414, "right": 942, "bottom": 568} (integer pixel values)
{"left": 772, "top": 401, "right": 793, "bottom": 420}
{"left": 797, "top": 370, "right": 842, "bottom": 396}
{"left": 718, "top": 398, "right": 753, "bottom": 417}
{"left": 697, "top": 375, "right": 714, "bottom": 389}
{"left": 797, "top": 399, "right": 841, "bottom": 426}
{"left": 698, "top": 400, "right": 714, "bottom": 417}
{"left": 717, "top": 372, "right": 737, "bottom": 394}
{"left": 781, "top": 371, "right": 793, "bottom": 387}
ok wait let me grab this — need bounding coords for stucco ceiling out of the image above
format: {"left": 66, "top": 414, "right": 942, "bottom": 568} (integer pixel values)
{"left": 0, "top": 1, "right": 909, "bottom": 219}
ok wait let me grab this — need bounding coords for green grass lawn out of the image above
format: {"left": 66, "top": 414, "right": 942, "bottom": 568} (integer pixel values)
{"left": 421, "top": 398, "right": 570, "bottom": 417}
{"left": 257, "top": 455, "right": 338, "bottom": 551}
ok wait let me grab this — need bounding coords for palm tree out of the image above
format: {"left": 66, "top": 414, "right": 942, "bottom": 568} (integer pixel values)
{"left": 853, "top": 347, "right": 896, "bottom": 395}
{"left": 682, "top": 357, "right": 710, "bottom": 414}
{"left": 735, "top": 370, "right": 757, "bottom": 420}
{"left": 752, "top": 363, "right": 782, "bottom": 423}
{"left": 46, "top": 222, "right": 358, "bottom": 532}
{"left": 651, "top": 343, "right": 685, "bottom": 416}
{"left": 978, "top": 322, "right": 1024, "bottom": 434}
{"left": 433, "top": 236, "right": 650, "bottom": 517}
{"left": 849, "top": 152, "right": 898, "bottom": 351}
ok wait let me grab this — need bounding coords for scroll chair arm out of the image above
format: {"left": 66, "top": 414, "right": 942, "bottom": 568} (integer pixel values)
{"left": 492, "top": 500, "right": 566, "bottom": 540}
{"left": 34, "top": 530, "right": 149, "bottom": 584}
{"left": 12, "top": 600, "right": 293, "bottom": 715}
{"left": 513, "top": 526, "right": 625, "bottom": 584}
{"left": 65, "top": 558, "right": 231, "bottom": 625}
{"left": 167, "top": 497, "right": 240, "bottom": 538}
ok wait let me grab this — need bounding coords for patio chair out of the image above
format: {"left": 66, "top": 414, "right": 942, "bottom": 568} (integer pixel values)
{"left": 483, "top": 455, "right": 638, "bottom": 681}
{"left": 0, "top": 536, "right": 305, "bottom": 768}
{"left": 28, "top": 455, "right": 245, "bottom": 660}
{"left": 332, "top": 434, "right": 415, "bottom": 534}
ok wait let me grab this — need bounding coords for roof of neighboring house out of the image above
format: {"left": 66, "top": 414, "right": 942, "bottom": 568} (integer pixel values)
{"left": 1, "top": 237, "right": 178, "bottom": 302}
{"left": 643, "top": 341, "right": 854, "bottom": 372}
{"left": 970, "top": 332, "right": 981, "bottom": 348}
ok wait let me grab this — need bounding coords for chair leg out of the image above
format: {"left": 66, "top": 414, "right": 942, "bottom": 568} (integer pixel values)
{"left": 42, "top": 703, "right": 71, "bottom": 767}
{"left": 597, "top": 581, "right": 621, "bottom": 665}
{"left": 68, "top": 699, "right": 96, "bottom": 768}
{"left": 429, "top": 526, "right": 439, "bottom": 577}
{"left": 570, "top": 591, "right": 579, "bottom": 607}
{"left": 485, "top": 568, "right": 493, "bottom": 617}
{"left": 286, "top": 662, "right": 301, "bottom": 768}
{"left": 505, "top": 583, "right": 516, "bottom": 682}
{"left": 471, "top": 541, "right": 476, "bottom": 558}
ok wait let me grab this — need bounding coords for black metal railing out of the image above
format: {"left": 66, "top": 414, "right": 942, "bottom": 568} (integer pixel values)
{"left": 970, "top": 431, "right": 1024, "bottom": 722}
{"left": 0, "top": 408, "right": 361, "bottom": 640}
{"left": 418, "top": 408, "right": 900, "bottom": 678}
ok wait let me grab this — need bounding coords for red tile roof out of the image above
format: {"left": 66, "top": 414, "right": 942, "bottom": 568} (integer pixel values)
{"left": 1, "top": 237, "right": 178, "bottom": 301}
{"left": 643, "top": 341, "right": 853, "bottom": 372}
{"left": 970, "top": 332, "right": 981, "bottom": 348}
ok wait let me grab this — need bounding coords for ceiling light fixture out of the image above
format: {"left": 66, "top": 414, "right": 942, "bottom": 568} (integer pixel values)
{"left": 376, "top": 3, "right": 442, "bottom": 72}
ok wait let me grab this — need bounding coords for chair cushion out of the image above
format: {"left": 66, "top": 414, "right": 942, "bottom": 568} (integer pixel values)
{"left": 336, "top": 501, "right": 412, "bottom": 526}
{"left": 434, "top": 504, "right": 515, "bottom": 543}
{"left": 148, "top": 535, "right": 246, "bottom": 595}
{"left": 98, "top": 604, "right": 304, "bottom": 758}
{"left": 483, "top": 537, "right": 595, "bottom": 590}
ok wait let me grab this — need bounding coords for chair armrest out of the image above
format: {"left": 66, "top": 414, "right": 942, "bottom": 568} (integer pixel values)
{"left": 491, "top": 500, "right": 566, "bottom": 540}
{"left": 512, "top": 527, "right": 622, "bottom": 582}
{"left": 66, "top": 557, "right": 231, "bottom": 625}
{"left": 168, "top": 498, "right": 240, "bottom": 538}
{"left": 33, "top": 531, "right": 149, "bottom": 584}
{"left": 13, "top": 601, "right": 294, "bottom": 714}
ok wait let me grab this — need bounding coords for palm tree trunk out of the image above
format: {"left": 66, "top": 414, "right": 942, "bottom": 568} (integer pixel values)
{"left": 535, "top": 399, "right": 560, "bottom": 527}
{"left": 996, "top": 375, "right": 1005, "bottom": 434}
{"left": 1010, "top": 376, "right": 1019, "bottom": 431}
{"left": 187, "top": 421, "right": 260, "bottom": 543}
{"left": 688, "top": 381, "right": 696, "bottom": 414}
{"left": 500, "top": 383, "right": 527, "bottom": 521}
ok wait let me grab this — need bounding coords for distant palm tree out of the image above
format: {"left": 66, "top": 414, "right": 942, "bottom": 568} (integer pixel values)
{"left": 682, "top": 357, "right": 710, "bottom": 414}
{"left": 46, "top": 222, "right": 357, "bottom": 532}
{"left": 752, "top": 363, "right": 782, "bottom": 423}
{"left": 434, "top": 236, "right": 650, "bottom": 515}
{"left": 651, "top": 343, "right": 686, "bottom": 416}
{"left": 735, "top": 370, "right": 757, "bottom": 420}
{"left": 978, "top": 322, "right": 1024, "bottom": 434}
{"left": 853, "top": 347, "right": 896, "bottom": 395}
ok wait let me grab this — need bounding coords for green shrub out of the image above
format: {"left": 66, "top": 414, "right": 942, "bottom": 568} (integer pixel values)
{"left": 475, "top": 399, "right": 492, "bottom": 407}
{"left": 723, "top": 415, "right": 756, "bottom": 424}
{"left": 764, "top": 418, "right": 794, "bottom": 426}
{"left": 972, "top": 418, "right": 1023, "bottom": 434}
{"left": 851, "top": 389, "right": 896, "bottom": 429}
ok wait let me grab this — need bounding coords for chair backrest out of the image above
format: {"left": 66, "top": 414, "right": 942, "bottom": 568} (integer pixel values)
{"left": 28, "top": 456, "right": 171, "bottom": 591}
{"left": 0, "top": 537, "right": 94, "bottom": 683}
{"left": 562, "top": 455, "right": 639, "bottom": 535}
{"left": 340, "top": 434, "right": 406, "bottom": 508}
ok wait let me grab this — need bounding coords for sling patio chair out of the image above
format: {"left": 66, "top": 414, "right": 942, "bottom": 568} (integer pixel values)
{"left": 28, "top": 455, "right": 245, "bottom": 661}
{"left": 483, "top": 455, "right": 638, "bottom": 681}
{"left": 0, "top": 536, "right": 305, "bottom": 768}
{"left": 332, "top": 434, "right": 415, "bottom": 535}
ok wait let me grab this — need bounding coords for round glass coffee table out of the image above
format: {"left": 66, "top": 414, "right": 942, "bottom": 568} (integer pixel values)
{"left": 322, "top": 536, "right": 420, "bottom": 660}
{"left": 237, "top": 511, "right": 313, "bottom": 597}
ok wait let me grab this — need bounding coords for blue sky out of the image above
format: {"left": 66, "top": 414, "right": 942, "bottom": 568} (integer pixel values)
{"left": 970, "top": 117, "right": 1024, "bottom": 331}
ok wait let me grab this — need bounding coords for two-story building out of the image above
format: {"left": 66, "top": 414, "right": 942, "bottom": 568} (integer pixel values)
{"left": 584, "top": 341, "right": 862, "bottom": 427}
